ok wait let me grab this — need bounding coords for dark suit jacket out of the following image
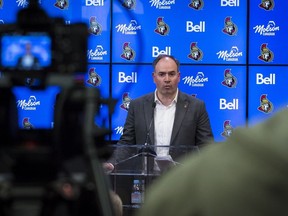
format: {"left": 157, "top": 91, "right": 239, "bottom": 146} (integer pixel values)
{"left": 111, "top": 91, "right": 214, "bottom": 164}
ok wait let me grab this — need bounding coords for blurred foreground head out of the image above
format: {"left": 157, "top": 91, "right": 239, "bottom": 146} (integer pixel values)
{"left": 136, "top": 108, "right": 288, "bottom": 216}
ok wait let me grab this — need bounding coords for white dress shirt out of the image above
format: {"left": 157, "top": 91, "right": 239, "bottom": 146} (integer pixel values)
{"left": 154, "top": 90, "right": 178, "bottom": 156}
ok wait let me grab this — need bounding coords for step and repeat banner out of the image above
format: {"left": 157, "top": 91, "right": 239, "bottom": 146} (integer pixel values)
{"left": 0, "top": 0, "right": 287, "bottom": 142}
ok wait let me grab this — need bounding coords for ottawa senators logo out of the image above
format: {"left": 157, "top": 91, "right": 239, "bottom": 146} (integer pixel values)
{"left": 188, "top": 42, "right": 203, "bottom": 61}
{"left": 259, "top": 0, "right": 274, "bottom": 11}
{"left": 120, "top": 92, "right": 132, "bottom": 111}
{"left": 54, "top": 0, "right": 69, "bottom": 10}
{"left": 188, "top": 0, "right": 204, "bottom": 10}
{"left": 23, "top": 117, "right": 34, "bottom": 130}
{"left": 221, "top": 69, "right": 237, "bottom": 88}
{"left": 86, "top": 68, "right": 101, "bottom": 87}
{"left": 154, "top": 17, "right": 170, "bottom": 36}
{"left": 121, "top": 42, "right": 136, "bottom": 61}
{"left": 258, "top": 94, "right": 273, "bottom": 114}
{"left": 122, "top": 0, "right": 136, "bottom": 10}
{"left": 258, "top": 43, "right": 274, "bottom": 62}
{"left": 88, "top": 16, "right": 102, "bottom": 36}
{"left": 222, "top": 17, "right": 238, "bottom": 36}
{"left": 221, "top": 120, "right": 233, "bottom": 138}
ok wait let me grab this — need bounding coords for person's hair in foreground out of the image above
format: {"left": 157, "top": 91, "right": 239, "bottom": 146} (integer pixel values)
{"left": 136, "top": 108, "right": 288, "bottom": 216}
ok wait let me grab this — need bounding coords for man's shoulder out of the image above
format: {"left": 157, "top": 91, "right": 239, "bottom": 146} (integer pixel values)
{"left": 179, "top": 91, "right": 204, "bottom": 103}
{"left": 131, "top": 92, "right": 154, "bottom": 104}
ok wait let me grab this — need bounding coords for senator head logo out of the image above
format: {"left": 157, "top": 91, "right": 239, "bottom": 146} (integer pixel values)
{"left": 122, "top": 0, "right": 136, "bottom": 10}
{"left": 221, "top": 120, "right": 233, "bottom": 138}
{"left": 86, "top": 68, "right": 101, "bottom": 87}
{"left": 221, "top": 69, "right": 237, "bottom": 88}
{"left": 54, "top": 0, "right": 69, "bottom": 10}
{"left": 121, "top": 42, "right": 136, "bottom": 61}
{"left": 259, "top": 0, "right": 274, "bottom": 11}
{"left": 222, "top": 17, "right": 238, "bottom": 36}
{"left": 120, "top": 92, "right": 132, "bottom": 111}
{"left": 258, "top": 94, "right": 273, "bottom": 114}
{"left": 188, "top": 42, "right": 203, "bottom": 61}
{"left": 23, "top": 117, "right": 34, "bottom": 130}
{"left": 89, "top": 16, "right": 102, "bottom": 36}
{"left": 188, "top": 0, "right": 204, "bottom": 10}
{"left": 154, "top": 17, "right": 170, "bottom": 36}
{"left": 258, "top": 43, "right": 274, "bottom": 62}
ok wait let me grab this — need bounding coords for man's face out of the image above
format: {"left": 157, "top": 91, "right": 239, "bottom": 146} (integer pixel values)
{"left": 153, "top": 57, "right": 180, "bottom": 97}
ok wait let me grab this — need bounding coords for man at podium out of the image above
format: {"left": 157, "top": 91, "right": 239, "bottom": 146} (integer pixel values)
{"left": 105, "top": 54, "right": 214, "bottom": 171}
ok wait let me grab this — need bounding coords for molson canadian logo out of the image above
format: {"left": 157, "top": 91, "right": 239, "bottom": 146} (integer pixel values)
{"left": 17, "top": 96, "right": 41, "bottom": 110}
{"left": 87, "top": 45, "right": 108, "bottom": 60}
{"left": 115, "top": 20, "right": 141, "bottom": 35}
{"left": 258, "top": 0, "right": 274, "bottom": 11}
{"left": 182, "top": 72, "right": 208, "bottom": 87}
{"left": 216, "top": 46, "right": 242, "bottom": 62}
{"left": 188, "top": 0, "right": 204, "bottom": 10}
{"left": 149, "top": 0, "right": 176, "bottom": 9}
{"left": 16, "top": 0, "right": 29, "bottom": 7}
{"left": 253, "top": 21, "right": 280, "bottom": 36}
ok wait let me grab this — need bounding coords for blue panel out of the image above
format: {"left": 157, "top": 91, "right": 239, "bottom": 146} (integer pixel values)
{"left": 249, "top": 0, "right": 288, "bottom": 64}
{"left": 248, "top": 66, "right": 288, "bottom": 126}
{"left": 112, "top": 1, "right": 247, "bottom": 64}
{"left": 111, "top": 64, "right": 155, "bottom": 140}
{"left": 12, "top": 86, "right": 60, "bottom": 129}
{"left": 84, "top": 63, "right": 110, "bottom": 129}
{"left": 180, "top": 65, "right": 247, "bottom": 142}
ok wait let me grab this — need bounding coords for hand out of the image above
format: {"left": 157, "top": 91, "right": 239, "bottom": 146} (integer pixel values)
{"left": 103, "top": 162, "right": 114, "bottom": 174}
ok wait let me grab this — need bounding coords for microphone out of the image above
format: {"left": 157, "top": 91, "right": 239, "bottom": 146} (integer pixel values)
{"left": 139, "top": 102, "right": 157, "bottom": 156}
{"left": 144, "top": 102, "right": 156, "bottom": 146}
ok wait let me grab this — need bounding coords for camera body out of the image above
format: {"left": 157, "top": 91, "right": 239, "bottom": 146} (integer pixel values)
{"left": 0, "top": 3, "right": 88, "bottom": 79}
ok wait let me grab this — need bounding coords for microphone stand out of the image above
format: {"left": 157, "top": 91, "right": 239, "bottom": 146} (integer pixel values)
{"left": 141, "top": 102, "right": 157, "bottom": 175}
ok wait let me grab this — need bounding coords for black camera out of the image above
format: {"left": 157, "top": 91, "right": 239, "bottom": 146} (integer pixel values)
{"left": 0, "top": 1, "right": 88, "bottom": 80}
{"left": 0, "top": 3, "right": 116, "bottom": 216}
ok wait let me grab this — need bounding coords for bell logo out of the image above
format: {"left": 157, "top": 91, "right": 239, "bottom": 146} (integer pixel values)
{"left": 186, "top": 21, "right": 206, "bottom": 32}
{"left": 221, "top": 0, "right": 240, "bottom": 6}
{"left": 256, "top": 73, "right": 275, "bottom": 85}
{"left": 86, "top": 0, "right": 104, "bottom": 6}
{"left": 152, "top": 46, "right": 171, "bottom": 57}
{"left": 119, "top": 72, "right": 138, "bottom": 83}
{"left": 219, "top": 99, "right": 239, "bottom": 110}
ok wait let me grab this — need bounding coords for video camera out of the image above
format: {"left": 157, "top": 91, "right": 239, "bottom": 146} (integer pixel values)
{"left": 0, "top": 0, "right": 88, "bottom": 81}
{"left": 0, "top": 2, "right": 116, "bottom": 216}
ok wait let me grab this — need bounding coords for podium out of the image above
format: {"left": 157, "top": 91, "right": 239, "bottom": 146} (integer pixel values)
{"left": 108, "top": 144, "right": 200, "bottom": 216}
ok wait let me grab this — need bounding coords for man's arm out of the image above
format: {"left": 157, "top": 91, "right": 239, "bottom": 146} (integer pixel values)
{"left": 195, "top": 101, "right": 214, "bottom": 146}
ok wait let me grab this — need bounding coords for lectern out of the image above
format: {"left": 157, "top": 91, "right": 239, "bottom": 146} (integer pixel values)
{"left": 109, "top": 144, "right": 200, "bottom": 216}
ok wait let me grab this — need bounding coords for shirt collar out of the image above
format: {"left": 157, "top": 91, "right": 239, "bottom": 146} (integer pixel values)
{"left": 154, "top": 89, "right": 178, "bottom": 105}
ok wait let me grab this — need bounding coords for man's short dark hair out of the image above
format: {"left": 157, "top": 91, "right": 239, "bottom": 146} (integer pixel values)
{"left": 152, "top": 54, "right": 180, "bottom": 72}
